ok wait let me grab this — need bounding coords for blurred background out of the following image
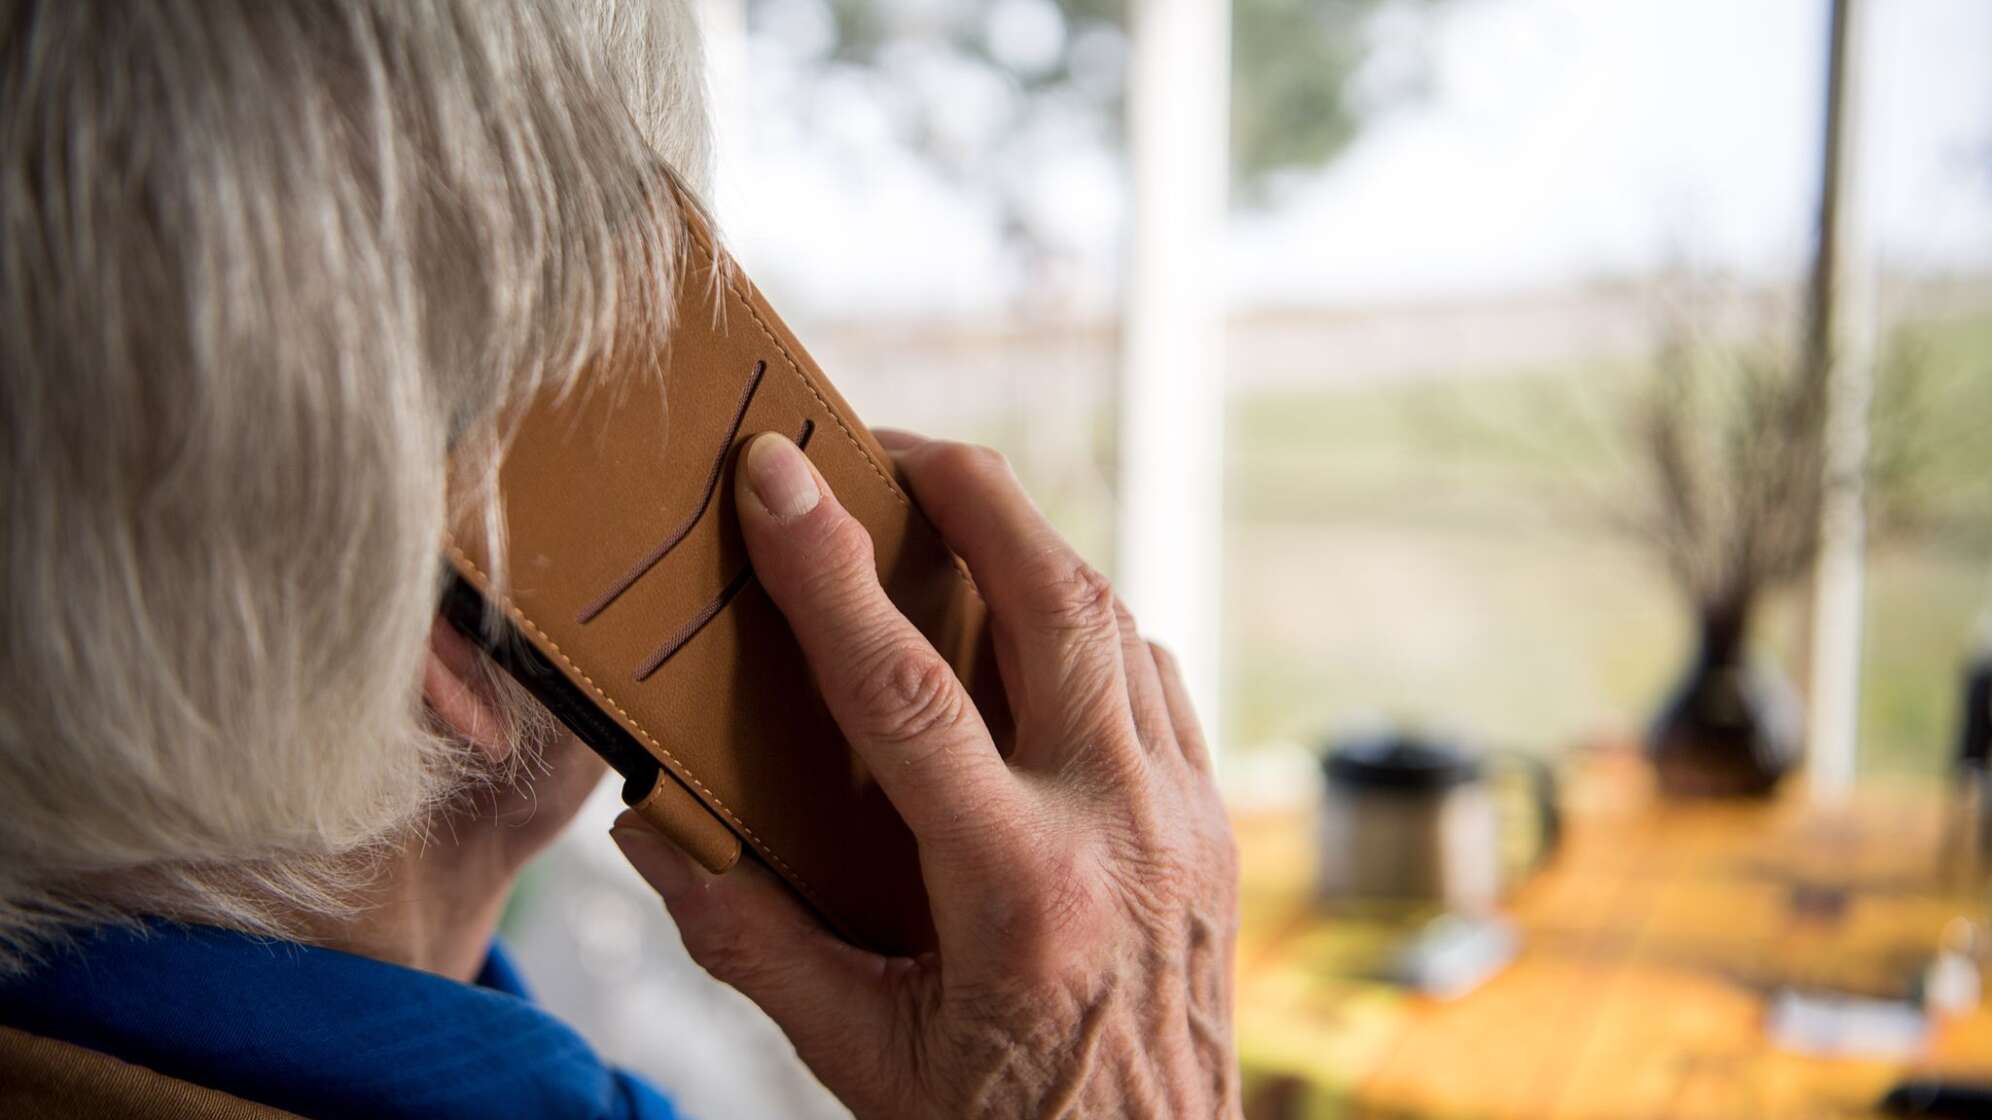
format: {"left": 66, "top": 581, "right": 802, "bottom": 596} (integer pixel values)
{"left": 508, "top": 0, "right": 1992, "bottom": 1115}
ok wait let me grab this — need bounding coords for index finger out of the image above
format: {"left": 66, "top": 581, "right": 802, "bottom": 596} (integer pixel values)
{"left": 893, "top": 441, "right": 1134, "bottom": 759}
{"left": 733, "top": 433, "right": 1024, "bottom": 857}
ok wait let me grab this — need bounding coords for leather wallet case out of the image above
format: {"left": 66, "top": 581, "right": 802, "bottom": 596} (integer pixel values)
{"left": 440, "top": 210, "right": 1003, "bottom": 955}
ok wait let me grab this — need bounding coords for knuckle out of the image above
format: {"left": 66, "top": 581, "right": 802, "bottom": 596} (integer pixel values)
{"left": 680, "top": 912, "right": 760, "bottom": 984}
{"left": 1026, "top": 555, "right": 1117, "bottom": 634}
{"left": 1104, "top": 779, "right": 1172, "bottom": 857}
{"left": 1214, "top": 800, "right": 1241, "bottom": 872}
{"left": 852, "top": 643, "right": 968, "bottom": 746}
{"left": 1195, "top": 796, "right": 1238, "bottom": 871}
{"left": 797, "top": 516, "right": 878, "bottom": 599}
{"left": 1033, "top": 849, "right": 1099, "bottom": 931}
{"left": 1217, "top": 826, "right": 1241, "bottom": 888}
{"left": 819, "top": 514, "right": 878, "bottom": 579}
{"left": 1182, "top": 793, "right": 1240, "bottom": 899}
{"left": 991, "top": 846, "right": 1106, "bottom": 981}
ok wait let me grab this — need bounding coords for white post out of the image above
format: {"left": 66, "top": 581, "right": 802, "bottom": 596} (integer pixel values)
{"left": 1806, "top": 0, "right": 1873, "bottom": 802}
{"left": 1119, "top": 0, "right": 1231, "bottom": 759}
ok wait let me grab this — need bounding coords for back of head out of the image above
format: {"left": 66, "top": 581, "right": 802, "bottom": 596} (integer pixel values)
{"left": 0, "top": 0, "right": 707, "bottom": 969}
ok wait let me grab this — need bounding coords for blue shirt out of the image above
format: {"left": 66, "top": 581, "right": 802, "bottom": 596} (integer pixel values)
{"left": 0, "top": 920, "right": 679, "bottom": 1120}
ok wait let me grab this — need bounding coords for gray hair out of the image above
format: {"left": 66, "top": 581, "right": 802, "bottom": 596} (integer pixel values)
{"left": 0, "top": 0, "right": 708, "bottom": 969}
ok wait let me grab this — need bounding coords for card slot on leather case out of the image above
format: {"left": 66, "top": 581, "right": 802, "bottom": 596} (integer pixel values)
{"left": 440, "top": 211, "right": 1005, "bottom": 955}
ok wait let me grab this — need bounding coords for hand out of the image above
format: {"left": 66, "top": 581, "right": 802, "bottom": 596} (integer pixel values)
{"left": 611, "top": 430, "right": 1240, "bottom": 1119}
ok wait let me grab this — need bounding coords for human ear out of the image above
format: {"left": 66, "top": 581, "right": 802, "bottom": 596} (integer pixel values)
{"left": 422, "top": 616, "right": 511, "bottom": 764}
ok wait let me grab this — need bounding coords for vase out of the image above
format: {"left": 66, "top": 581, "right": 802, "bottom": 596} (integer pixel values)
{"left": 1647, "top": 605, "right": 1804, "bottom": 798}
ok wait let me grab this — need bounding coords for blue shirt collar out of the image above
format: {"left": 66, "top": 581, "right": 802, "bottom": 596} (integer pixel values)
{"left": 0, "top": 919, "right": 676, "bottom": 1120}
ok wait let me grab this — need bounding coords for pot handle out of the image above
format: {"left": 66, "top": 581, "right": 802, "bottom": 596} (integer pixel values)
{"left": 1492, "top": 750, "right": 1562, "bottom": 877}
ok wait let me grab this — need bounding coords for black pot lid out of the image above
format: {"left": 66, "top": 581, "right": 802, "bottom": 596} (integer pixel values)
{"left": 1320, "top": 732, "right": 1483, "bottom": 792}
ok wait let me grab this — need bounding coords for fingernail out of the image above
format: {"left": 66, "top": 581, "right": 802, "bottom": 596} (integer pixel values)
{"left": 743, "top": 433, "right": 819, "bottom": 520}
{"left": 612, "top": 824, "right": 696, "bottom": 900}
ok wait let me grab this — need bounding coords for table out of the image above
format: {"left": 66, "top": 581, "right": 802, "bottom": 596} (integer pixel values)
{"left": 1236, "top": 748, "right": 1992, "bottom": 1119}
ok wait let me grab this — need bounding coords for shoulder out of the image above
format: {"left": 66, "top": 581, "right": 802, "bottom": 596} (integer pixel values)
{"left": 0, "top": 1024, "right": 302, "bottom": 1120}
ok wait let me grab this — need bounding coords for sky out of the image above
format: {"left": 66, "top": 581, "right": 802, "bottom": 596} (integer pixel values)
{"left": 717, "top": 0, "right": 1992, "bottom": 317}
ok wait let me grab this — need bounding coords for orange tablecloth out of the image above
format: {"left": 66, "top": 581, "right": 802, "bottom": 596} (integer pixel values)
{"left": 1236, "top": 749, "right": 1992, "bottom": 1119}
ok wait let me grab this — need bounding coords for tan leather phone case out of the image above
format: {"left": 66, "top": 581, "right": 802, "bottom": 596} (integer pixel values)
{"left": 441, "top": 213, "right": 1003, "bottom": 955}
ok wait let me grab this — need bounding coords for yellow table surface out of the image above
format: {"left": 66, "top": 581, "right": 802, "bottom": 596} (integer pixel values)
{"left": 1236, "top": 749, "right": 1992, "bottom": 1119}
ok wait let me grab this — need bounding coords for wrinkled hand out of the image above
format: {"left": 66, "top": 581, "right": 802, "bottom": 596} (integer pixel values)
{"left": 612, "top": 430, "right": 1240, "bottom": 1119}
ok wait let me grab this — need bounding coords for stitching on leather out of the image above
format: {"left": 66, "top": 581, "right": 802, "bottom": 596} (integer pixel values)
{"left": 686, "top": 224, "right": 991, "bottom": 602}
{"left": 443, "top": 542, "right": 839, "bottom": 924}
{"left": 693, "top": 223, "right": 904, "bottom": 503}
{"left": 442, "top": 220, "right": 982, "bottom": 944}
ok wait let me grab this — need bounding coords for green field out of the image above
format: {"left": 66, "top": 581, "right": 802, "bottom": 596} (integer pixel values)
{"left": 1220, "top": 310, "right": 1992, "bottom": 776}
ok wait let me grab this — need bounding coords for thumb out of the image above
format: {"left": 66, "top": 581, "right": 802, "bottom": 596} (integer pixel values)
{"left": 610, "top": 814, "right": 910, "bottom": 1080}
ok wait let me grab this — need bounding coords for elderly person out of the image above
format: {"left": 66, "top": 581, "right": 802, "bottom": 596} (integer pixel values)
{"left": 0, "top": 2, "right": 1239, "bottom": 1118}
